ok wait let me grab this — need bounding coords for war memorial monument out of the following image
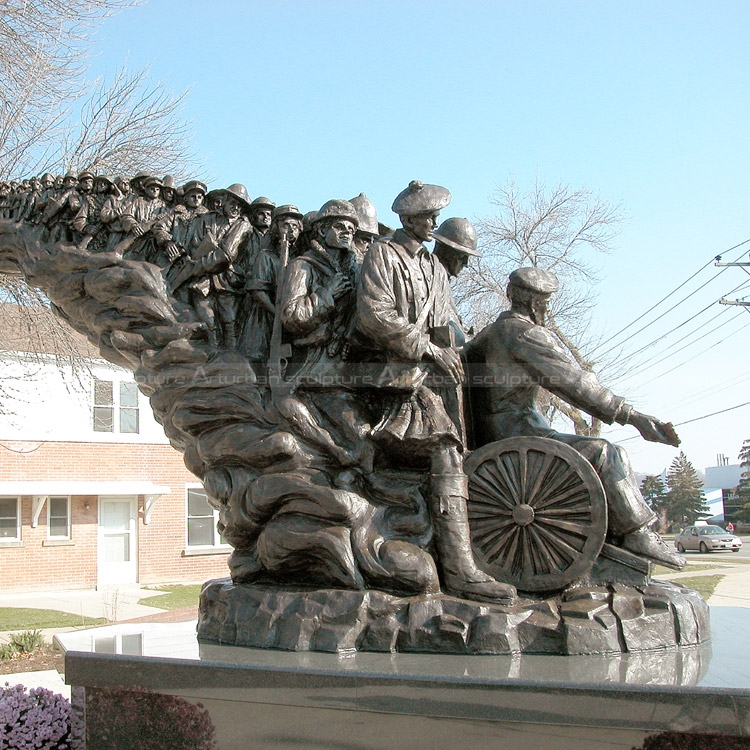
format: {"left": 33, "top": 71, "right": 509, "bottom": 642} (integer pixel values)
{"left": 1, "top": 172, "right": 747, "bottom": 747}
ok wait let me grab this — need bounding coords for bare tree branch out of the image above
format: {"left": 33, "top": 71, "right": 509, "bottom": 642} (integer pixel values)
{"left": 457, "top": 177, "right": 625, "bottom": 435}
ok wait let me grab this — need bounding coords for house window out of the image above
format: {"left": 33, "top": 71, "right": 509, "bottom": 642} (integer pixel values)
{"left": 186, "top": 487, "right": 224, "bottom": 547}
{"left": 47, "top": 496, "right": 70, "bottom": 539}
{"left": 93, "top": 379, "right": 140, "bottom": 434}
{"left": 0, "top": 497, "right": 20, "bottom": 541}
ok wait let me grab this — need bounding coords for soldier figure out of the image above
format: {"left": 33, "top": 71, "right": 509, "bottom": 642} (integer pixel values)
{"left": 161, "top": 175, "right": 178, "bottom": 207}
{"left": 349, "top": 193, "right": 380, "bottom": 262}
{"left": 41, "top": 172, "right": 82, "bottom": 242}
{"left": 72, "top": 175, "right": 117, "bottom": 251}
{"left": 240, "top": 204, "right": 303, "bottom": 363}
{"left": 465, "top": 267, "right": 685, "bottom": 570}
{"left": 0, "top": 182, "right": 12, "bottom": 220}
{"left": 174, "top": 184, "right": 252, "bottom": 348}
{"left": 246, "top": 196, "right": 276, "bottom": 270}
{"left": 151, "top": 179, "right": 209, "bottom": 273}
{"left": 120, "top": 175, "right": 166, "bottom": 236}
{"left": 277, "top": 199, "right": 371, "bottom": 467}
{"left": 356, "top": 181, "right": 516, "bottom": 603}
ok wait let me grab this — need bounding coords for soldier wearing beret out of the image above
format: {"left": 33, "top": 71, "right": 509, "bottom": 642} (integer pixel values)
{"left": 465, "top": 267, "right": 685, "bottom": 569}
{"left": 356, "top": 181, "right": 516, "bottom": 604}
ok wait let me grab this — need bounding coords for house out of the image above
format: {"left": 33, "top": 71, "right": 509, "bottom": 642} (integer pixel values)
{"left": 0, "top": 303, "right": 231, "bottom": 592}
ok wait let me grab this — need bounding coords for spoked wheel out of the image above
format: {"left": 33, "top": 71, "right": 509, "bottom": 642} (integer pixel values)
{"left": 465, "top": 437, "right": 608, "bottom": 593}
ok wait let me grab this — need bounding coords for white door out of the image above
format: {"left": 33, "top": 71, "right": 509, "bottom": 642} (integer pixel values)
{"left": 98, "top": 496, "right": 138, "bottom": 585}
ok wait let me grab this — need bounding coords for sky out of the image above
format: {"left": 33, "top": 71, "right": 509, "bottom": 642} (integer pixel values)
{"left": 82, "top": 0, "right": 750, "bottom": 477}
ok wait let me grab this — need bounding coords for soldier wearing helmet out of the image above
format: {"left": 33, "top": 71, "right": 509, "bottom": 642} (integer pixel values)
{"left": 245, "top": 196, "right": 276, "bottom": 269}
{"left": 175, "top": 183, "right": 253, "bottom": 349}
{"left": 151, "top": 180, "right": 209, "bottom": 272}
{"left": 349, "top": 193, "right": 380, "bottom": 262}
{"left": 239, "top": 204, "right": 303, "bottom": 363}
{"left": 356, "top": 181, "right": 516, "bottom": 604}
{"left": 432, "top": 217, "right": 480, "bottom": 278}
{"left": 72, "top": 175, "right": 117, "bottom": 251}
{"left": 161, "top": 175, "right": 178, "bottom": 207}
{"left": 431, "top": 217, "right": 481, "bottom": 347}
{"left": 276, "top": 198, "right": 371, "bottom": 467}
{"left": 41, "top": 171, "right": 83, "bottom": 242}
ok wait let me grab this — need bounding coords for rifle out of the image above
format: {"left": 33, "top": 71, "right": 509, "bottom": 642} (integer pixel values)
{"left": 267, "top": 231, "right": 293, "bottom": 393}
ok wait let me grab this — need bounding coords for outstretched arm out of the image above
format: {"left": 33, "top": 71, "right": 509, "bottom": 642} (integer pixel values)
{"left": 625, "top": 410, "right": 680, "bottom": 447}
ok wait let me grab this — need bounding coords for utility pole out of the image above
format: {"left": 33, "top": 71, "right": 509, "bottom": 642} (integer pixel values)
{"left": 715, "top": 255, "right": 750, "bottom": 309}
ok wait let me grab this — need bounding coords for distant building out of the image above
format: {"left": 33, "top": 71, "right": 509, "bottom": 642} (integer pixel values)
{"left": 0, "top": 304, "right": 230, "bottom": 592}
{"left": 704, "top": 454, "right": 742, "bottom": 524}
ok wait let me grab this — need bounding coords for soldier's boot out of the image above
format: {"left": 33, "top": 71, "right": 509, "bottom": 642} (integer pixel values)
{"left": 431, "top": 473, "right": 517, "bottom": 605}
{"left": 621, "top": 527, "right": 686, "bottom": 570}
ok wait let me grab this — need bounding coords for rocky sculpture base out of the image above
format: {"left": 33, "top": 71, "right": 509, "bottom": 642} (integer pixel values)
{"left": 197, "top": 577, "right": 710, "bottom": 656}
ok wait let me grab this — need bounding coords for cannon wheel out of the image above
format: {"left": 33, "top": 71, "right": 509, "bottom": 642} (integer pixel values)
{"left": 465, "top": 437, "right": 607, "bottom": 593}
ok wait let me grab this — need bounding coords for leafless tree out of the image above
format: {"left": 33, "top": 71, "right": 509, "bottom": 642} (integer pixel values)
{"left": 0, "top": 1, "right": 201, "bottom": 406}
{"left": 456, "top": 178, "right": 625, "bottom": 436}
{"left": 62, "top": 66, "right": 196, "bottom": 179}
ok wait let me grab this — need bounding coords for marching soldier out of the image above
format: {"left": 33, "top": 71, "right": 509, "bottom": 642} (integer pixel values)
{"left": 356, "top": 180, "right": 516, "bottom": 604}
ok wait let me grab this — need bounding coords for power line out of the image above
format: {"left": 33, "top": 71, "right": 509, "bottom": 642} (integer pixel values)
{"left": 636, "top": 317, "right": 750, "bottom": 383}
{"left": 664, "top": 368, "right": 750, "bottom": 412}
{"left": 614, "top": 401, "right": 750, "bottom": 443}
{"left": 595, "top": 239, "right": 750, "bottom": 358}
{"left": 625, "top": 308, "right": 745, "bottom": 381}
{"left": 624, "top": 302, "right": 732, "bottom": 365}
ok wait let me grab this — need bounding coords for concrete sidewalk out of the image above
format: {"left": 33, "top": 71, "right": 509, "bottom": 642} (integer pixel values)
{"left": 1, "top": 586, "right": 200, "bottom": 698}
{"left": 0, "top": 584, "right": 171, "bottom": 625}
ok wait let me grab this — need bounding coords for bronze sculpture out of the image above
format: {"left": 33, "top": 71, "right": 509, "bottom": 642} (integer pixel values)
{"left": 0, "top": 171, "right": 706, "bottom": 655}
{"left": 465, "top": 266, "right": 685, "bottom": 574}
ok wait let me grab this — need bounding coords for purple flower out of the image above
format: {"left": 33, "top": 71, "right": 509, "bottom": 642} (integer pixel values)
{"left": 1, "top": 682, "right": 83, "bottom": 750}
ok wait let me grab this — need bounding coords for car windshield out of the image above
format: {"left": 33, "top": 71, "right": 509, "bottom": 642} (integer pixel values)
{"left": 699, "top": 526, "right": 727, "bottom": 535}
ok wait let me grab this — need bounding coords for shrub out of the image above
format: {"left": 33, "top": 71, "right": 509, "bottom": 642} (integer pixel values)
{"left": 10, "top": 631, "right": 45, "bottom": 654}
{"left": 86, "top": 687, "right": 217, "bottom": 749}
{"left": 0, "top": 682, "right": 83, "bottom": 749}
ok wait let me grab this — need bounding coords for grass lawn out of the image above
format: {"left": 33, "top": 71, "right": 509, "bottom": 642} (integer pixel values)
{"left": 671, "top": 575, "right": 724, "bottom": 601}
{"left": 139, "top": 584, "right": 202, "bottom": 610}
{"left": 653, "top": 564, "right": 725, "bottom": 576}
{"left": 0, "top": 608, "right": 105, "bottom": 631}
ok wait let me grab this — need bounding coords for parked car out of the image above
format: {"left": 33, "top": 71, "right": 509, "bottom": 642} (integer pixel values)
{"left": 674, "top": 525, "right": 742, "bottom": 553}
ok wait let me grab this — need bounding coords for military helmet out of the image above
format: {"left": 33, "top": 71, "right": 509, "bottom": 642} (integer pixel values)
{"left": 182, "top": 180, "right": 207, "bottom": 196}
{"left": 302, "top": 211, "right": 318, "bottom": 233}
{"left": 251, "top": 196, "right": 276, "bottom": 210}
{"left": 391, "top": 180, "right": 451, "bottom": 217}
{"left": 219, "top": 183, "right": 253, "bottom": 211}
{"left": 78, "top": 170, "right": 95, "bottom": 182}
{"left": 508, "top": 267, "right": 558, "bottom": 294}
{"left": 162, "top": 175, "right": 177, "bottom": 190}
{"left": 272, "top": 204, "right": 303, "bottom": 221}
{"left": 432, "top": 217, "right": 480, "bottom": 257}
{"left": 349, "top": 193, "right": 379, "bottom": 235}
{"left": 129, "top": 171, "right": 151, "bottom": 188}
{"left": 313, "top": 199, "right": 359, "bottom": 228}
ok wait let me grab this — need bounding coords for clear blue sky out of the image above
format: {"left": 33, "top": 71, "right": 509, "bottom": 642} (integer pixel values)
{"left": 87, "top": 0, "right": 750, "bottom": 476}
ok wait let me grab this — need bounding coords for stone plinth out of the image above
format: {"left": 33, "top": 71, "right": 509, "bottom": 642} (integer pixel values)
{"left": 197, "top": 577, "right": 710, "bottom": 655}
